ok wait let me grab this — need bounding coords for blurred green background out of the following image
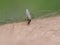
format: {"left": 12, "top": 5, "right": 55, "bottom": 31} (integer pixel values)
{"left": 0, "top": 0, "right": 60, "bottom": 24}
